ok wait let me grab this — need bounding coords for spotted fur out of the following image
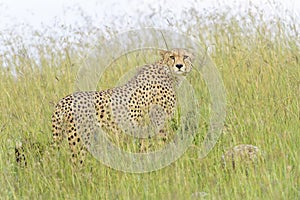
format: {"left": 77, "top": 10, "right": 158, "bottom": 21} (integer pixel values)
{"left": 17, "top": 48, "right": 194, "bottom": 165}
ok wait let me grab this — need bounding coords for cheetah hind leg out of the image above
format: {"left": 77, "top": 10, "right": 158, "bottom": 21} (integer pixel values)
{"left": 69, "top": 120, "right": 101, "bottom": 167}
{"left": 67, "top": 125, "right": 91, "bottom": 167}
{"left": 51, "top": 102, "right": 66, "bottom": 147}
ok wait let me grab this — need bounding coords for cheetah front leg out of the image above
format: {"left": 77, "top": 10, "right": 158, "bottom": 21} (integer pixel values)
{"left": 138, "top": 105, "right": 169, "bottom": 152}
{"left": 149, "top": 104, "right": 167, "bottom": 131}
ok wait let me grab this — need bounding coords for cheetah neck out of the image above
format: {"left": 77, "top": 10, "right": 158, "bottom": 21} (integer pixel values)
{"left": 155, "top": 60, "right": 185, "bottom": 87}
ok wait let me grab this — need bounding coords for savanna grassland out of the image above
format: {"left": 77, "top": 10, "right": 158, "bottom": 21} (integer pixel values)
{"left": 0, "top": 3, "right": 299, "bottom": 200}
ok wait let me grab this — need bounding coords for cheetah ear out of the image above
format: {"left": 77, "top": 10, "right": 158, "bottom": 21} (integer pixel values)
{"left": 189, "top": 52, "right": 195, "bottom": 61}
{"left": 159, "top": 49, "right": 169, "bottom": 58}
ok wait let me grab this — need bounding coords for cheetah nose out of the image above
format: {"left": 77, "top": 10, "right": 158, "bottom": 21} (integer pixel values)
{"left": 176, "top": 64, "right": 183, "bottom": 69}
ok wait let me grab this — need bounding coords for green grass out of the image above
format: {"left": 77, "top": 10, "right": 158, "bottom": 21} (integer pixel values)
{"left": 0, "top": 5, "right": 299, "bottom": 200}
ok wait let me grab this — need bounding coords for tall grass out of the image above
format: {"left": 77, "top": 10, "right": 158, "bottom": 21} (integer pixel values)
{"left": 0, "top": 3, "right": 299, "bottom": 199}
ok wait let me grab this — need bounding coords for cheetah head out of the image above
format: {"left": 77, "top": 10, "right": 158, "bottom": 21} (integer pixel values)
{"left": 159, "top": 48, "right": 194, "bottom": 75}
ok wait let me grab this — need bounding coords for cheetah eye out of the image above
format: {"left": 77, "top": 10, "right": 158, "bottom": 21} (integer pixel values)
{"left": 169, "top": 55, "right": 175, "bottom": 60}
{"left": 183, "top": 55, "right": 189, "bottom": 59}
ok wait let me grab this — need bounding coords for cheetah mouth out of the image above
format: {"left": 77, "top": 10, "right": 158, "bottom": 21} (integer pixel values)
{"left": 175, "top": 70, "right": 186, "bottom": 75}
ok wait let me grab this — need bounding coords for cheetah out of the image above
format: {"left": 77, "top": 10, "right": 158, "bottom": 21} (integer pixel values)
{"left": 17, "top": 48, "right": 194, "bottom": 166}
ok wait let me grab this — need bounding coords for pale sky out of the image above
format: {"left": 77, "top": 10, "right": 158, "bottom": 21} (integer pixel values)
{"left": 0, "top": 0, "right": 299, "bottom": 57}
{"left": 0, "top": 0, "right": 299, "bottom": 31}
